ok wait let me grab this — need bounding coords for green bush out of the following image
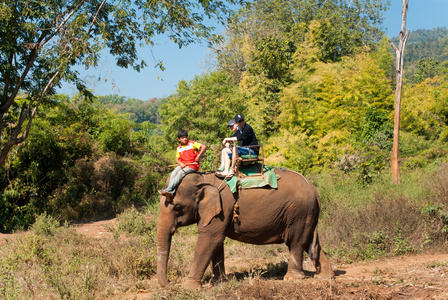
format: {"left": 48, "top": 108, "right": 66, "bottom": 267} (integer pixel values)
{"left": 404, "top": 148, "right": 448, "bottom": 170}
{"left": 52, "top": 154, "right": 162, "bottom": 220}
{"left": 30, "top": 212, "right": 60, "bottom": 236}
{"left": 114, "top": 206, "right": 155, "bottom": 236}
{"left": 0, "top": 95, "right": 168, "bottom": 231}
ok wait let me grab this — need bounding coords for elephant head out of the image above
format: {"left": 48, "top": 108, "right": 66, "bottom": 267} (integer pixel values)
{"left": 156, "top": 173, "right": 222, "bottom": 287}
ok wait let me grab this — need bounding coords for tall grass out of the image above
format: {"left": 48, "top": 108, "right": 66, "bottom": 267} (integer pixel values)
{"left": 0, "top": 207, "right": 159, "bottom": 299}
{"left": 317, "top": 161, "right": 448, "bottom": 262}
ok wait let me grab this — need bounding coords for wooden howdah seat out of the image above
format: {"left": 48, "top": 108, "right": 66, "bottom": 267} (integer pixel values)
{"left": 231, "top": 144, "right": 264, "bottom": 177}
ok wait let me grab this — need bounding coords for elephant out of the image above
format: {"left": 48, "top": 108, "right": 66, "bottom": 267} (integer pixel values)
{"left": 156, "top": 168, "right": 334, "bottom": 289}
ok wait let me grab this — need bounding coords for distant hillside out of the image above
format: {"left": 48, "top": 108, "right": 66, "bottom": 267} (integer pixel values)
{"left": 390, "top": 27, "right": 448, "bottom": 63}
{"left": 96, "top": 94, "right": 163, "bottom": 124}
{"left": 390, "top": 27, "right": 448, "bottom": 82}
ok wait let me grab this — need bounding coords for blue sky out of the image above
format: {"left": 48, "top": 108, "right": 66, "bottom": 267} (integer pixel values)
{"left": 60, "top": 1, "right": 448, "bottom": 100}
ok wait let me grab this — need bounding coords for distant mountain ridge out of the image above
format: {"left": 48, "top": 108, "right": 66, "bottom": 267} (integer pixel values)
{"left": 390, "top": 27, "right": 448, "bottom": 64}
{"left": 390, "top": 27, "right": 448, "bottom": 45}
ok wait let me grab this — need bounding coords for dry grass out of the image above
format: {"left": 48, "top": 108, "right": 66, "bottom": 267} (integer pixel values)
{"left": 318, "top": 162, "right": 448, "bottom": 263}
{"left": 0, "top": 227, "right": 156, "bottom": 299}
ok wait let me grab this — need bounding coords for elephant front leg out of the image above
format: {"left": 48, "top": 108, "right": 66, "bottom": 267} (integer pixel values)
{"left": 183, "top": 235, "right": 222, "bottom": 289}
{"left": 211, "top": 243, "right": 226, "bottom": 283}
{"left": 284, "top": 244, "right": 306, "bottom": 281}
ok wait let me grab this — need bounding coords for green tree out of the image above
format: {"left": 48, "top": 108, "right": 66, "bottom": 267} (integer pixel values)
{"left": 272, "top": 47, "right": 394, "bottom": 170}
{"left": 414, "top": 57, "right": 441, "bottom": 83}
{"left": 97, "top": 95, "right": 162, "bottom": 124}
{"left": 214, "top": 0, "right": 389, "bottom": 80}
{"left": 159, "top": 71, "right": 244, "bottom": 145}
{"left": 359, "top": 106, "right": 393, "bottom": 150}
{"left": 279, "top": 49, "right": 393, "bottom": 137}
{"left": 0, "top": 92, "right": 167, "bottom": 231}
{"left": 240, "top": 36, "right": 296, "bottom": 141}
{"left": 0, "top": 0, "right": 242, "bottom": 165}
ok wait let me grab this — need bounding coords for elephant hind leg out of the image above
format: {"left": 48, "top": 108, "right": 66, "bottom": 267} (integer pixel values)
{"left": 312, "top": 248, "right": 334, "bottom": 279}
{"left": 283, "top": 243, "right": 306, "bottom": 281}
{"left": 308, "top": 229, "right": 334, "bottom": 278}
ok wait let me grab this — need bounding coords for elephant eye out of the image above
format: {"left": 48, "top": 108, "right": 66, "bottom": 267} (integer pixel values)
{"left": 173, "top": 204, "right": 182, "bottom": 212}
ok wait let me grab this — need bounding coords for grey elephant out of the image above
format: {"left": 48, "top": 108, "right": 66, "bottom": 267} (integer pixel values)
{"left": 156, "top": 169, "right": 334, "bottom": 289}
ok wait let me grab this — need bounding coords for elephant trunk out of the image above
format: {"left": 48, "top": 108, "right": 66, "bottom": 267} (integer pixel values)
{"left": 156, "top": 213, "right": 174, "bottom": 287}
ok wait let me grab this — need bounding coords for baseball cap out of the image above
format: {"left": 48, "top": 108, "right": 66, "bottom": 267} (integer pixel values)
{"left": 228, "top": 119, "right": 236, "bottom": 127}
{"left": 234, "top": 114, "right": 244, "bottom": 123}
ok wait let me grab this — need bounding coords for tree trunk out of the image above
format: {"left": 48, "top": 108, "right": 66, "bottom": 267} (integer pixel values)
{"left": 390, "top": 0, "right": 410, "bottom": 184}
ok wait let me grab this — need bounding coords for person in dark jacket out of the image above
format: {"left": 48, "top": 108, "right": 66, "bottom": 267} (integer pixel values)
{"left": 216, "top": 114, "right": 258, "bottom": 177}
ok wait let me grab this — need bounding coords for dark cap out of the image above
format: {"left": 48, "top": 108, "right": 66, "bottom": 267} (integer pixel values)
{"left": 228, "top": 119, "right": 236, "bottom": 127}
{"left": 234, "top": 114, "right": 244, "bottom": 123}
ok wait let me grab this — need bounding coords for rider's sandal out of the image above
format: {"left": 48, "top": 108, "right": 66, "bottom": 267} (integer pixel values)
{"left": 215, "top": 171, "right": 227, "bottom": 178}
{"left": 225, "top": 172, "right": 235, "bottom": 179}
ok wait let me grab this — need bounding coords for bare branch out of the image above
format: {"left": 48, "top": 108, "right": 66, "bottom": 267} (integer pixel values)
{"left": 19, "top": 71, "right": 60, "bottom": 144}
{"left": 88, "top": 0, "right": 107, "bottom": 35}
{"left": 41, "top": 0, "right": 88, "bottom": 46}
{"left": 390, "top": 43, "right": 398, "bottom": 52}
{"left": 391, "top": 0, "right": 410, "bottom": 184}
{"left": 0, "top": 69, "right": 60, "bottom": 166}
{"left": 0, "top": 47, "right": 39, "bottom": 114}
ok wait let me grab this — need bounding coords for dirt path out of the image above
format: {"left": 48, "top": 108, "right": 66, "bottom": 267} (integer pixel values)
{"left": 333, "top": 253, "right": 448, "bottom": 298}
{"left": 71, "top": 218, "right": 116, "bottom": 238}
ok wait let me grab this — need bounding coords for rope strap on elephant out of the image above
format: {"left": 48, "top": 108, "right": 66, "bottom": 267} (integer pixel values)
{"left": 224, "top": 164, "right": 278, "bottom": 193}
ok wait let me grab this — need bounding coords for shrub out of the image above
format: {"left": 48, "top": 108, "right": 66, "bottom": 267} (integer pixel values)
{"left": 404, "top": 148, "right": 448, "bottom": 170}
{"left": 113, "top": 206, "right": 155, "bottom": 236}
{"left": 52, "top": 153, "right": 163, "bottom": 221}
{"left": 30, "top": 213, "right": 60, "bottom": 236}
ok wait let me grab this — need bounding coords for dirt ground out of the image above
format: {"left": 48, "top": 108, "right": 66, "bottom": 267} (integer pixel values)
{"left": 2, "top": 219, "right": 447, "bottom": 299}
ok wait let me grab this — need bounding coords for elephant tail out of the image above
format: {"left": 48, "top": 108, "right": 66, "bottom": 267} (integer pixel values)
{"left": 308, "top": 224, "right": 320, "bottom": 261}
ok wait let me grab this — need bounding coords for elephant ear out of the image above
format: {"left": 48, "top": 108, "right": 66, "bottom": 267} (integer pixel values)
{"left": 196, "top": 184, "right": 222, "bottom": 226}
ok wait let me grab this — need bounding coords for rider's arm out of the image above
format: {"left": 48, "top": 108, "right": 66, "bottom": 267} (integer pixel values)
{"left": 222, "top": 136, "right": 237, "bottom": 145}
{"left": 175, "top": 155, "right": 186, "bottom": 168}
{"left": 195, "top": 143, "right": 207, "bottom": 162}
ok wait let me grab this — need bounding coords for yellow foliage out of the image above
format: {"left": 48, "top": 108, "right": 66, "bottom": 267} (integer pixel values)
{"left": 401, "top": 76, "right": 448, "bottom": 139}
{"left": 279, "top": 50, "right": 393, "bottom": 140}
{"left": 314, "top": 130, "right": 355, "bottom": 167}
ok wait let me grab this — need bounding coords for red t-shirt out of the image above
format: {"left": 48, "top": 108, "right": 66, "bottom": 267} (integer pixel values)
{"left": 176, "top": 140, "right": 202, "bottom": 171}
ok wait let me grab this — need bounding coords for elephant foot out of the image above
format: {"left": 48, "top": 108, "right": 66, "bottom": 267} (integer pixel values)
{"left": 210, "top": 274, "right": 228, "bottom": 285}
{"left": 313, "top": 255, "right": 335, "bottom": 279}
{"left": 183, "top": 278, "right": 202, "bottom": 290}
{"left": 314, "top": 268, "right": 335, "bottom": 279}
{"left": 284, "top": 270, "right": 306, "bottom": 281}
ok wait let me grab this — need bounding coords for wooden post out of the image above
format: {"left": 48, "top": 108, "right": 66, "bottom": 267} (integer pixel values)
{"left": 390, "top": 0, "right": 410, "bottom": 184}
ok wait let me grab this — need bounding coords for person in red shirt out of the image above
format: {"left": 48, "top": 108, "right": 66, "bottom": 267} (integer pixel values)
{"left": 159, "top": 130, "right": 207, "bottom": 197}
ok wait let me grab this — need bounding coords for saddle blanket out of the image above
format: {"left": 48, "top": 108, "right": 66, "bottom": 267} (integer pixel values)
{"left": 224, "top": 164, "right": 278, "bottom": 193}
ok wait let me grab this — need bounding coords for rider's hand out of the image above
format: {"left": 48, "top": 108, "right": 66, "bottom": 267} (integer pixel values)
{"left": 179, "top": 162, "right": 186, "bottom": 168}
{"left": 222, "top": 138, "right": 228, "bottom": 146}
